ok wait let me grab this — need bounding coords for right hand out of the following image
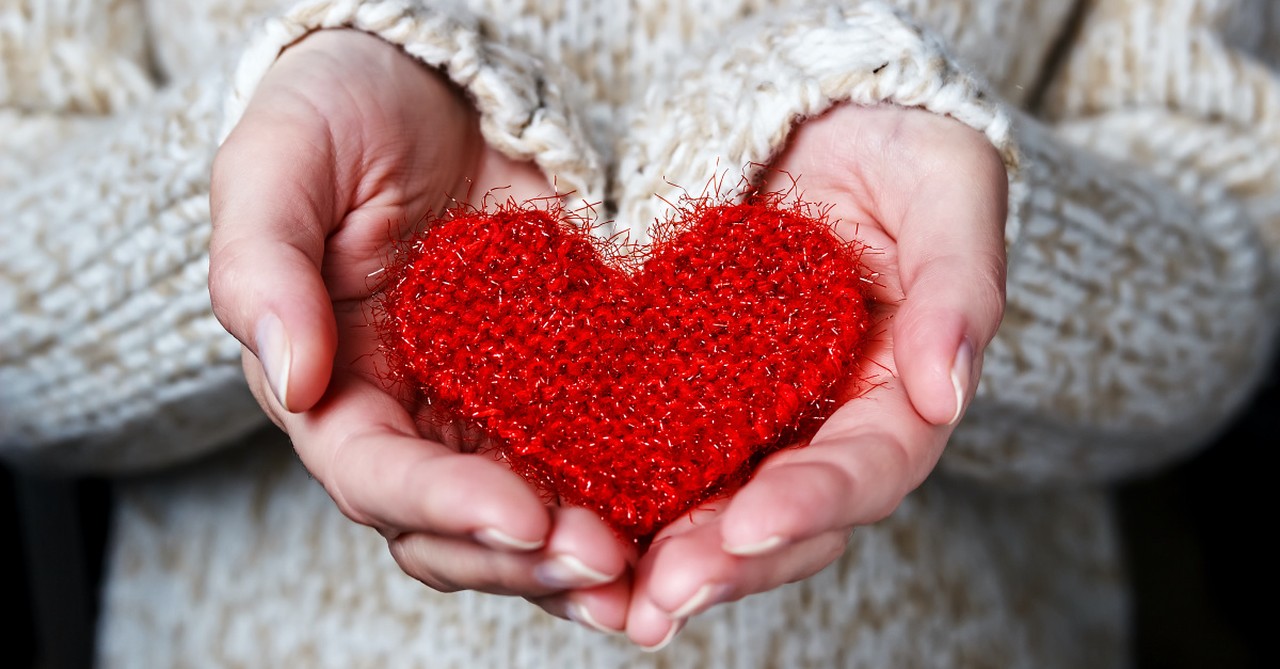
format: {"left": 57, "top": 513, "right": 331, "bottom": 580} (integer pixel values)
{"left": 209, "top": 29, "right": 632, "bottom": 632}
{"left": 620, "top": 104, "right": 1009, "bottom": 648}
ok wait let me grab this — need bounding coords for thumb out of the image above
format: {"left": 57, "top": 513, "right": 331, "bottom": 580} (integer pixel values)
{"left": 762, "top": 105, "right": 1008, "bottom": 426}
{"left": 208, "top": 114, "right": 340, "bottom": 413}
{"left": 888, "top": 131, "right": 1008, "bottom": 426}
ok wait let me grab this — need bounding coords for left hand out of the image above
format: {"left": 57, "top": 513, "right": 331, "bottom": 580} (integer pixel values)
{"left": 618, "top": 104, "right": 1010, "bottom": 649}
{"left": 208, "top": 29, "right": 632, "bottom": 630}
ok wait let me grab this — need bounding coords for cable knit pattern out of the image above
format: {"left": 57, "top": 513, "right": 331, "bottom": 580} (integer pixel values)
{"left": 2, "top": 0, "right": 1278, "bottom": 665}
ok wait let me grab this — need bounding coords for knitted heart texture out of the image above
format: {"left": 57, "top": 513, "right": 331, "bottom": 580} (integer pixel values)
{"left": 373, "top": 194, "right": 874, "bottom": 544}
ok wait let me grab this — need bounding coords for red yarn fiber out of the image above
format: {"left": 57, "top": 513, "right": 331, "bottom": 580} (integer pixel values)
{"left": 374, "top": 194, "right": 873, "bottom": 544}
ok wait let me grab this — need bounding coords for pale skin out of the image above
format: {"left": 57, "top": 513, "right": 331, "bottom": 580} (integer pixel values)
{"left": 210, "top": 29, "right": 1007, "bottom": 650}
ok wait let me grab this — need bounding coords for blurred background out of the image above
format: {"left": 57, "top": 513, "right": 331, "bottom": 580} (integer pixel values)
{"left": 3, "top": 357, "right": 1274, "bottom": 668}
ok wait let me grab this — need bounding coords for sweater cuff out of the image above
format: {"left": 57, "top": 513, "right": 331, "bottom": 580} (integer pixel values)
{"left": 613, "top": 1, "right": 1023, "bottom": 244}
{"left": 220, "top": 0, "right": 604, "bottom": 209}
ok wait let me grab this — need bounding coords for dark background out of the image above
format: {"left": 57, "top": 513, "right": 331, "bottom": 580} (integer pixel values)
{"left": 2, "top": 361, "right": 1274, "bottom": 668}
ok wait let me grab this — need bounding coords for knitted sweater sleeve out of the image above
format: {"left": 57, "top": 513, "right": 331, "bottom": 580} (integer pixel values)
{"left": 0, "top": 0, "right": 599, "bottom": 473}
{"left": 605, "top": 2, "right": 1023, "bottom": 245}
{"left": 0, "top": 1, "right": 261, "bottom": 473}
{"left": 941, "top": 0, "right": 1280, "bottom": 486}
{"left": 219, "top": 0, "right": 604, "bottom": 205}
{"left": 599, "top": 1, "right": 1277, "bottom": 487}
{"left": 6, "top": 0, "right": 1273, "bottom": 489}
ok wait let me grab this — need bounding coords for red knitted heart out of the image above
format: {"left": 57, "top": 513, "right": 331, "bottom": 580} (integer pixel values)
{"left": 375, "top": 197, "right": 872, "bottom": 543}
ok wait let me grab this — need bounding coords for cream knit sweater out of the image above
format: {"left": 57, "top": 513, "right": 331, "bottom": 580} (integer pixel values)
{"left": 2, "top": 0, "right": 1278, "bottom": 666}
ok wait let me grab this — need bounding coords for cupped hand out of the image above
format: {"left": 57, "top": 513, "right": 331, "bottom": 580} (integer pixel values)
{"left": 208, "top": 29, "right": 630, "bottom": 629}
{"left": 623, "top": 104, "right": 1009, "bottom": 648}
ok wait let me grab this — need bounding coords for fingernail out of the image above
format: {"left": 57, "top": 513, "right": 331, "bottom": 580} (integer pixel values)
{"left": 566, "top": 601, "right": 619, "bottom": 634}
{"left": 475, "top": 527, "right": 545, "bottom": 552}
{"left": 534, "top": 554, "right": 614, "bottom": 589}
{"left": 255, "top": 312, "right": 292, "bottom": 411}
{"left": 668, "top": 582, "right": 732, "bottom": 619}
{"left": 949, "top": 338, "right": 974, "bottom": 426}
{"left": 723, "top": 534, "right": 786, "bottom": 557}
{"left": 639, "top": 619, "right": 685, "bottom": 653}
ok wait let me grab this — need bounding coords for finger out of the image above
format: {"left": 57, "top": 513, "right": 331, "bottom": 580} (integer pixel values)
{"left": 389, "top": 532, "right": 550, "bottom": 596}
{"left": 625, "top": 513, "right": 718, "bottom": 649}
{"left": 880, "top": 116, "right": 1008, "bottom": 426}
{"left": 240, "top": 349, "right": 287, "bottom": 430}
{"left": 388, "top": 507, "right": 627, "bottom": 598}
{"left": 280, "top": 371, "right": 551, "bottom": 547}
{"left": 717, "top": 380, "right": 946, "bottom": 554}
{"left": 531, "top": 576, "right": 632, "bottom": 634}
{"left": 530, "top": 507, "right": 633, "bottom": 590}
{"left": 624, "top": 579, "right": 685, "bottom": 651}
{"left": 209, "top": 102, "right": 340, "bottom": 413}
{"left": 637, "top": 520, "right": 848, "bottom": 620}
{"left": 626, "top": 520, "right": 846, "bottom": 649}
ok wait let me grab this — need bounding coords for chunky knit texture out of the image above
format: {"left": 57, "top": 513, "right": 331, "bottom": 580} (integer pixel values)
{"left": 3, "top": 0, "right": 1279, "bottom": 666}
